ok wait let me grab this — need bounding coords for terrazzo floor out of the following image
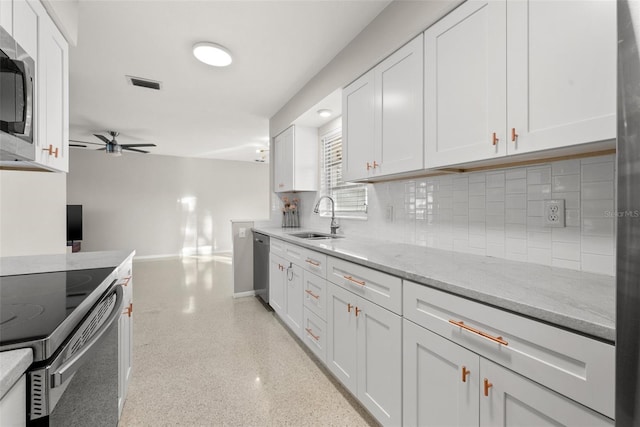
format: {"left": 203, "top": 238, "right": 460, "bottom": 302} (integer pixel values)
{"left": 119, "top": 255, "right": 379, "bottom": 426}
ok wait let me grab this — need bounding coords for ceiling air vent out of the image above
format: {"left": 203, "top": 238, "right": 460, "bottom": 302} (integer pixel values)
{"left": 126, "top": 75, "right": 162, "bottom": 90}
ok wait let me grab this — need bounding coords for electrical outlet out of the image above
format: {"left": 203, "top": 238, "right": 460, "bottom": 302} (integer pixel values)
{"left": 544, "top": 199, "right": 565, "bottom": 227}
{"left": 239, "top": 227, "right": 246, "bottom": 238}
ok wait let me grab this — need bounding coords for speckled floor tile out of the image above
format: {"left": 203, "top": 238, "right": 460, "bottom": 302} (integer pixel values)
{"left": 119, "top": 256, "right": 379, "bottom": 427}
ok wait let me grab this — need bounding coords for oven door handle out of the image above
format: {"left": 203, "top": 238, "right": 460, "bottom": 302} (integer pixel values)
{"left": 51, "top": 283, "right": 125, "bottom": 388}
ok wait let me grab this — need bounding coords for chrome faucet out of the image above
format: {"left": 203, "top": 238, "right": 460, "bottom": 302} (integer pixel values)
{"left": 313, "top": 196, "right": 340, "bottom": 234}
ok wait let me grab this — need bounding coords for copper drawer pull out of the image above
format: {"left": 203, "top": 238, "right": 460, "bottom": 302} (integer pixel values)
{"left": 305, "top": 289, "right": 319, "bottom": 299}
{"left": 343, "top": 275, "right": 365, "bottom": 286}
{"left": 305, "top": 258, "right": 320, "bottom": 267}
{"left": 449, "top": 320, "right": 508, "bottom": 346}
{"left": 511, "top": 127, "right": 518, "bottom": 142}
{"left": 492, "top": 132, "right": 499, "bottom": 146}
{"left": 484, "top": 378, "right": 493, "bottom": 397}
{"left": 305, "top": 328, "right": 320, "bottom": 341}
{"left": 462, "top": 366, "right": 470, "bottom": 383}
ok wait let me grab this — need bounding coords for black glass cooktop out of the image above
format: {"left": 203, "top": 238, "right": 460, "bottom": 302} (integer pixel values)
{"left": 0, "top": 267, "right": 115, "bottom": 346}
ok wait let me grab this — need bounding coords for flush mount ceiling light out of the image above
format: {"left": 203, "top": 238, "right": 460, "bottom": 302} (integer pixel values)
{"left": 193, "top": 42, "right": 233, "bottom": 67}
{"left": 317, "top": 109, "right": 332, "bottom": 118}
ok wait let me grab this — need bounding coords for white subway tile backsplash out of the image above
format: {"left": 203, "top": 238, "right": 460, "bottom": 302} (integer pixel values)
{"left": 582, "top": 162, "right": 615, "bottom": 183}
{"left": 354, "top": 154, "right": 615, "bottom": 276}
{"left": 581, "top": 253, "right": 615, "bottom": 276}
{"left": 506, "top": 178, "right": 527, "bottom": 194}
{"left": 553, "top": 174, "right": 581, "bottom": 192}
{"left": 582, "top": 181, "right": 615, "bottom": 200}
{"left": 552, "top": 159, "right": 581, "bottom": 176}
{"left": 553, "top": 241, "right": 581, "bottom": 261}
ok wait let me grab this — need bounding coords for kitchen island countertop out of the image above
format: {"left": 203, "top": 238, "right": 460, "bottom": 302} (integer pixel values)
{"left": 0, "top": 250, "right": 135, "bottom": 276}
{"left": 254, "top": 227, "right": 615, "bottom": 342}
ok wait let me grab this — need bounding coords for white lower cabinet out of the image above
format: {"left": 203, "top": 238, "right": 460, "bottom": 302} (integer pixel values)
{"left": 117, "top": 263, "right": 133, "bottom": 418}
{"left": 0, "top": 374, "right": 26, "bottom": 427}
{"left": 283, "top": 262, "right": 304, "bottom": 339}
{"left": 268, "top": 253, "right": 287, "bottom": 315}
{"left": 404, "top": 319, "right": 613, "bottom": 427}
{"left": 327, "top": 282, "right": 402, "bottom": 426}
{"left": 302, "top": 307, "right": 327, "bottom": 363}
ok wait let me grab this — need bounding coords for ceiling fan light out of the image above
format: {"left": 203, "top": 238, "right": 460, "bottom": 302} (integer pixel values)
{"left": 193, "top": 42, "right": 233, "bottom": 67}
{"left": 106, "top": 144, "right": 122, "bottom": 156}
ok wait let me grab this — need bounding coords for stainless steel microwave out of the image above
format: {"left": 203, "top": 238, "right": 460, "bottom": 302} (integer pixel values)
{"left": 0, "top": 25, "right": 35, "bottom": 162}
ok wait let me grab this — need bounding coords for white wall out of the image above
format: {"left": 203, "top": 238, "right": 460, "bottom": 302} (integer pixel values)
{"left": 67, "top": 149, "right": 269, "bottom": 258}
{"left": 0, "top": 170, "right": 67, "bottom": 257}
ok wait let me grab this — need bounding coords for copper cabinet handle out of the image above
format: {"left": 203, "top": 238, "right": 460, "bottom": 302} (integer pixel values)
{"left": 305, "top": 328, "right": 320, "bottom": 341}
{"left": 492, "top": 132, "right": 499, "bottom": 146}
{"left": 511, "top": 128, "right": 518, "bottom": 142}
{"left": 347, "top": 303, "right": 353, "bottom": 313}
{"left": 123, "top": 303, "right": 133, "bottom": 317}
{"left": 449, "top": 320, "right": 508, "bottom": 346}
{"left": 462, "top": 366, "right": 470, "bottom": 383}
{"left": 484, "top": 378, "right": 493, "bottom": 397}
{"left": 43, "top": 145, "right": 59, "bottom": 158}
{"left": 120, "top": 276, "right": 131, "bottom": 287}
{"left": 305, "top": 289, "right": 320, "bottom": 299}
{"left": 366, "top": 162, "right": 372, "bottom": 170}
{"left": 305, "top": 258, "right": 320, "bottom": 267}
{"left": 343, "top": 275, "right": 365, "bottom": 286}
{"left": 373, "top": 161, "right": 379, "bottom": 169}
{"left": 355, "top": 307, "right": 361, "bottom": 317}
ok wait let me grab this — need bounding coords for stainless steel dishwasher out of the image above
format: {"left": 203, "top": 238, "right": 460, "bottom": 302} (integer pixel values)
{"left": 253, "top": 232, "right": 270, "bottom": 305}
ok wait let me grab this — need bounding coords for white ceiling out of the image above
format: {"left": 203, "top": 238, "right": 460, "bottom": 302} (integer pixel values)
{"left": 68, "top": 0, "right": 390, "bottom": 162}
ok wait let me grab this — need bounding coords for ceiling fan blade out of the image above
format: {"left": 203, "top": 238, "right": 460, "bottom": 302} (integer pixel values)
{"left": 123, "top": 147, "right": 150, "bottom": 154}
{"left": 70, "top": 139, "right": 104, "bottom": 146}
{"left": 93, "top": 134, "right": 111, "bottom": 144}
{"left": 121, "top": 143, "right": 156, "bottom": 148}
{"left": 69, "top": 143, "right": 87, "bottom": 148}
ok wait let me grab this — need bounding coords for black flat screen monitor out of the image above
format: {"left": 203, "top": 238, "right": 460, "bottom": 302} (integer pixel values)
{"left": 67, "top": 205, "right": 83, "bottom": 242}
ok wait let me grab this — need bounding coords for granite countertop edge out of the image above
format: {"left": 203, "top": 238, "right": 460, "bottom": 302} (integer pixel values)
{"left": 0, "top": 349, "right": 33, "bottom": 400}
{"left": 254, "top": 227, "right": 615, "bottom": 343}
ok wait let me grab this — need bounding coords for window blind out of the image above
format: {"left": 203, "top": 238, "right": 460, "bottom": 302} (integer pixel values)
{"left": 319, "top": 129, "right": 367, "bottom": 216}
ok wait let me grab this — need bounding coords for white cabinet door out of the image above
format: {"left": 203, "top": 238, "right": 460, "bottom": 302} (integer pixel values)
{"left": 326, "top": 282, "right": 358, "bottom": 393}
{"left": 284, "top": 263, "right": 304, "bottom": 338}
{"left": 0, "top": 0, "right": 13, "bottom": 34}
{"left": 375, "top": 35, "right": 424, "bottom": 176}
{"left": 480, "top": 358, "right": 613, "bottom": 426}
{"left": 12, "top": 0, "right": 39, "bottom": 58}
{"left": 0, "top": 374, "right": 26, "bottom": 427}
{"left": 425, "top": 0, "right": 507, "bottom": 168}
{"left": 506, "top": 0, "right": 616, "bottom": 155}
{"left": 342, "top": 71, "right": 375, "bottom": 182}
{"left": 403, "top": 319, "right": 480, "bottom": 427}
{"left": 274, "top": 126, "right": 294, "bottom": 192}
{"left": 356, "top": 296, "right": 402, "bottom": 426}
{"left": 36, "top": 16, "right": 69, "bottom": 172}
{"left": 268, "top": 253, "right": 286, "bottom": 315}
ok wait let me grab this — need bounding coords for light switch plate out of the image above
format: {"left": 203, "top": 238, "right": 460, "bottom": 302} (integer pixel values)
{"left": 239, "top": 227, "right": 246, "bottom": 238}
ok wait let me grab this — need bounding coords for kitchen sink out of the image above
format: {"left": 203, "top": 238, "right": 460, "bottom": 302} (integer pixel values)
{"left": 288, "top": 231, "right": 344, "bottom": 240}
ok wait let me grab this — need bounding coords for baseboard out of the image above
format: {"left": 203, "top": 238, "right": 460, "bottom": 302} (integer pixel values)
{"left": 233, "top": 290, "right": 256, "bottom": 299}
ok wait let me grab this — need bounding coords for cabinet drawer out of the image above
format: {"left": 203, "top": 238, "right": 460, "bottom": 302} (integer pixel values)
{"left": 403, "top": 281, "right": 614, "bottom": 418}
{"left": 327, "top": 257, "right": 401, "bottom": 315}
{"left": 270, "top": 238, "right": 285, "bottom": 256}
{"left": 303, "top": 271, "right": 327, "bottom": 321}
{"left": 283, "top": 243, "right": 327, "bottom": 277}
{"left": 303, "top": 307, "right": 327, "bottom": 364}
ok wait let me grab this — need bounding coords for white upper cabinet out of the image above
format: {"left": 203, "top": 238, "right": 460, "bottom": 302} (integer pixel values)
{"left": 12, "top": 0, "right": 39, "bottom": 58}
{"left": 506, "top": 0, "right": 616, "bottom": 155}
{"left": 273, "top": 125, "right": 318, "bottom": 192}
{"left": 1, "top": 0, "right": 14, "bottom": 35}
{"left": 425, "top": 0, "right": 506, "bottom": 168}
{"left": 343, "top": 34, "right": 424, "bottom": 182}
{"left": 36, "top": 15, "right": 69, "bottom": 172}
{"left": 425, "top": 0, "right": 616, "bottom": 169}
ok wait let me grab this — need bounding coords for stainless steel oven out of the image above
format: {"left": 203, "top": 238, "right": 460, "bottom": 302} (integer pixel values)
{"left": 0, "top": 25, "right": 35, "bottom": 162}
{"left": 1, "top": 267, "right": 126, "bottom": 426}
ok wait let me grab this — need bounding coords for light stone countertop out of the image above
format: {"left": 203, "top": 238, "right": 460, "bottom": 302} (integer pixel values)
{"left": 0, "top": 250, "right": 135, "bottom": 276}
{"left": 0, "top": 349, "right": 33, "bottom": 400}
{"left": 254, "top": 227, "right": 615, "bottom": 342}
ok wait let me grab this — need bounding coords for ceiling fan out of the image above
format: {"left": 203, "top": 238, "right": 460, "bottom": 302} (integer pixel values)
{"left": 70, "top": 131, "right": 156, "bottom": 155}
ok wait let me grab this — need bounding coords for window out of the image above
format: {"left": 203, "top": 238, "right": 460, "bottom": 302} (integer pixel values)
{"left": 319, "top": 127, "right": 367, "bottom": 218}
